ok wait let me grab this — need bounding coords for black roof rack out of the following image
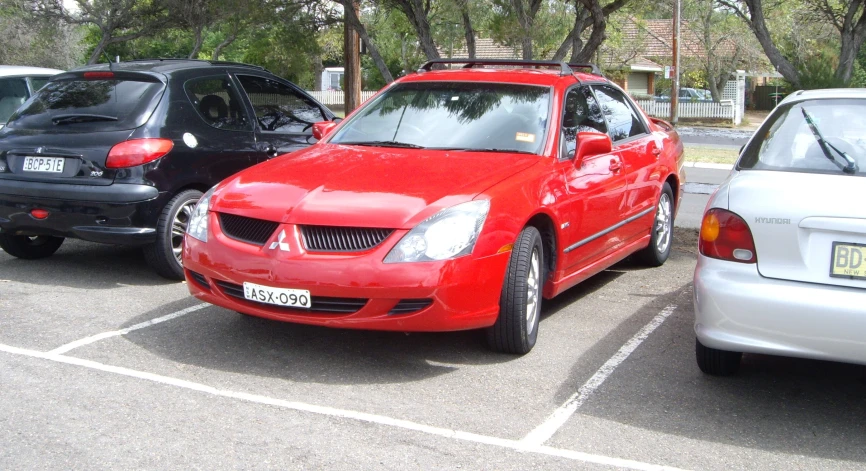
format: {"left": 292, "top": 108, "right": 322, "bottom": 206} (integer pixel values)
{"left": 418, "top": 59, "right": 575, "bottom": 77}
{"left": 117, "top": 58, "right": 267, "bottom": 71}
{"left": 568, "top": 63, "right": 604, "bottom": 77}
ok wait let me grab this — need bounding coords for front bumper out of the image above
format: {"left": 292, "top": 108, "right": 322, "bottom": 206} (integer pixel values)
{"left": 0, "top": 183, "right": 160, "bottom": 245}
{"left": 183, "top": 228, "right": 511, "bottom": 332}
{"left": 694, "top": 255, "right": 866, "bottom": 365}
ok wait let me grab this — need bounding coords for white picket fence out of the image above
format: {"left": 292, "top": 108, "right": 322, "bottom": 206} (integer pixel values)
{"left": 634, "top": 99, "right": 735, "bottom": 123}
{"left": 306, "top": 90, "right": 377, "bottom": 105}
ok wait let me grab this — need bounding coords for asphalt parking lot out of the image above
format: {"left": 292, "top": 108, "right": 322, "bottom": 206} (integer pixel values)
{"left": 2, "top": 229, "right": 865, "bottom": 470}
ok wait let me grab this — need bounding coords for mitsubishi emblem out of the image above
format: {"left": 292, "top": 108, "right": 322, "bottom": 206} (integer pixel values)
{"left": 268, "top": 229, "right": 290, "bottom": 251}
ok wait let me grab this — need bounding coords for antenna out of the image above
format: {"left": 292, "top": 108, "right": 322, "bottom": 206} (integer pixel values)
{"left": 101, "top": 50, "right": 117, "bottom": 72}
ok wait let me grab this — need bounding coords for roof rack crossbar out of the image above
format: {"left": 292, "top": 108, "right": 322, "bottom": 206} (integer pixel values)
{"left": 567, "top": 63, "right": 604, "bottom": 77}
{"left": 418, "top": 59, "right": 574, "bottom": 76}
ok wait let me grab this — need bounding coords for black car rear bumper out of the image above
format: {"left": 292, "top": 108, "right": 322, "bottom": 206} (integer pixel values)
{"left": 0, "top": 182, "right": 161, "bottom": 245}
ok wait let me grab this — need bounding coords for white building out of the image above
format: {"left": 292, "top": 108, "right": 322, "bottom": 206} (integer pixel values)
{"left": 321, "top": 67, "right": 344, "bottom": 91}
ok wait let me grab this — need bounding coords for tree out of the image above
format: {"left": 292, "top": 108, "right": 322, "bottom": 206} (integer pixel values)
{"left": 386, "top": 0, "right": 440, "bottom": 60}
{"left": 0, "top": 1, "right": 84, "bottom": 68}
{"left": 718, "top": 0, "right": 866, "bottom": 87}
{"left": 342, "top": 0, "right": 394, "bottom": 82}
{"left": 34, "top": 0, "right": 172, "bottom": 64}
{"left": 551, "top": 0, "right": 631, "bottom": 63}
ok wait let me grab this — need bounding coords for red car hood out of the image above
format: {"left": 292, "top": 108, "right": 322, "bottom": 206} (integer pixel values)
{"left": 211, "top": 144, "right": 539, "bottom": 228}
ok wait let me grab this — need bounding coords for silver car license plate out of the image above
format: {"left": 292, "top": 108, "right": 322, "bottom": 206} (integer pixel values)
{"left": 243, "top": 281, "right": 311, "bottom": 308}
{"left": 22, "top": 156, "right": 64, "bottom": 173}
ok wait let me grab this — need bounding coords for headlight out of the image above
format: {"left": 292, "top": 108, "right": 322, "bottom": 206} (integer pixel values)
{"left": 186, "top": 186, "right": 216, "bottom": 243}
{"left": 384, "top": 200, "right": 490, "bottom": 263}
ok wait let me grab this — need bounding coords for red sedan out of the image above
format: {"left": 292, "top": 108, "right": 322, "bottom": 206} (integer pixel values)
{"left": 183, "top": 60, "right": 684, "bottom": 354}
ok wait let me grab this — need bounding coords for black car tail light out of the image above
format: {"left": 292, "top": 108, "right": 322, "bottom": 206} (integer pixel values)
{"left": 106, "top": 139, "right": 173, "bottom": 169}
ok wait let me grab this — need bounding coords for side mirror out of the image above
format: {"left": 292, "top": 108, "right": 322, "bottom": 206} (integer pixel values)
{"left": 574, "top": 131, "right": 612, "bottom": 165}
{"left": 312, "top": 121, "right": 338, "bottom": 140}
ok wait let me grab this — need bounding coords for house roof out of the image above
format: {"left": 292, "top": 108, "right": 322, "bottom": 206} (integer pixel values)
{"left": 440, "top": 38, "right": 521, "bottom": 60}
{"left": 619, "top": 18, "right": 738, "bottom": 60}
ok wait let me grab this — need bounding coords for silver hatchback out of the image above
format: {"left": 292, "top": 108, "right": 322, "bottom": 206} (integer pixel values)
{"left": 694, "top": 89, "right": 866, "bottom": 375}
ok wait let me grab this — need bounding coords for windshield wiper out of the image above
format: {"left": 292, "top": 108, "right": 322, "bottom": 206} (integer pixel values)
{"left": 338, "top": 140, "right": 425, "bottom": 149}
{"left": 52, "top": 114, "right": 119, "bottom": 125}
{"left": 427, "top": 147, "right": 538, "bottom": 155}
{"left": 801, "top": 107, "right": 858, "bottom": 174}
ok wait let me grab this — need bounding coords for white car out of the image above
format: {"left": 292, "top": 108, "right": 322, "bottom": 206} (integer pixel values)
{"left": 694, "top": 88, "right": 866, "bottom": 375}
{"left": 0, "top": 65, "right": 64, "bottom": 128}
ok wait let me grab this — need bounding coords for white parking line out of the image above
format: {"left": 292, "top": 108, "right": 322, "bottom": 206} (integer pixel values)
{"left": 0, "top": 342, "right": 689, "bottom": 471}
{"left": 521, "top": 304, "right": 678, "bottom": 447}
{"left": 47, "top": 303, "right": 209, "bottom": 355}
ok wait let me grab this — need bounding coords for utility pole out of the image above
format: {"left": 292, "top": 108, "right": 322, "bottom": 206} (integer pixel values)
{"left": 670, "top": 0, "right": 681, "bottom": 125}
{"left": 344, "top": 0, "right": 362, "bottom": 114}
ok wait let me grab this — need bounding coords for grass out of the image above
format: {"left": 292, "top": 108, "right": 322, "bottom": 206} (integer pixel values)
{"left": 683, "top": 145, "right": 739, "bottom": 164}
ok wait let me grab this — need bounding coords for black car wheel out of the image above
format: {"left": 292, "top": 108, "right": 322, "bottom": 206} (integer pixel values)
{"left": 486, "top": 226, "right": 543, "bottom": 354}
{"left": 0, "top": 234, "right": 64, "bottom": 259}
{"left": 144, "top": 189, "right": 203, "bottom": 280}
{"left": 696, "top": 338, "right": 742, "bottom": 376}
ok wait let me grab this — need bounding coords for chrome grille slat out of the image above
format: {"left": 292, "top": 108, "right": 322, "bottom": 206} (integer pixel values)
{"left": 301, "top": 226, "right": 393, "bottom": 252}
{"left": 219, "top": 213, "right": 279, "bottom": 246}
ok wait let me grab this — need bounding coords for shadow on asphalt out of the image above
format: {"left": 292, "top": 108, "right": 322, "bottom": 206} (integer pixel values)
{"left": 572, "top": 282, "right": 866, "bottom": 463}
{"left": 0, "top": 239, "right": 176, "bottom": 288}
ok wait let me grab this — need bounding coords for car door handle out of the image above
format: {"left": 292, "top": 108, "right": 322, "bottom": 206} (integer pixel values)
{"left": 609, "top": 159, "right": 622, "bottom": 172}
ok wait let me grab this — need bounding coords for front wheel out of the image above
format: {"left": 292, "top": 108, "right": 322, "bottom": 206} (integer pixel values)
{"left": 636, "top": 182, "right": 674, "bottom": 267}
{"left": 144, "top": 189, "right": 203, "bottom": 280}
{"left": 486, "top": 226, "right": 543, "bottom": 354}
{"left": 0, "top": 234, "right": 64, "bottom": 259}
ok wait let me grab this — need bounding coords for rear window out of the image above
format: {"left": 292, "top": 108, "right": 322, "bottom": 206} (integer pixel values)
{"left": 6, "top": 77, "right": 165, "bottom": 132}
{"left": 739, "top": 98, "right": 866, "bottom": 176}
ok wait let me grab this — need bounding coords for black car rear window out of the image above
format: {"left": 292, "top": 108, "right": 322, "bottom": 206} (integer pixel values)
{"left": 6, "top": 77, "right": 165, "bottom": 132}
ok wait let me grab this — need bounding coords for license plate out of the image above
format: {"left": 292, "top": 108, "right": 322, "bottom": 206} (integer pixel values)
{"left": 22, "top": 156, "right": 64, "bottom": 173}
{"left": 830, "top": 242, "right": 866, "bottom": 280}
{"left": 243, "top": 281, "right": 311, "bottom": 308}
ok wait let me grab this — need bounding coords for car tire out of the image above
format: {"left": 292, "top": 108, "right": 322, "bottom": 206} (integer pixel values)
{"left": 636, "top": 182, "right": 674, "bottom": 267}
{"left": 144, "top": 189, "right": 203, "bottom": 280}
{"left": 695, "top": 338, "right": 742, "bottom": 376}
{"left": 0, "top": 234, "right": 64, "bottom": 259}
{"left": 486, "top": 226, "right": 543, "bottom": 355}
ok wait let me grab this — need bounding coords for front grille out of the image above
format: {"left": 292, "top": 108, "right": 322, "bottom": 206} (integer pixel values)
{"left": 188, "top": 270, "right": 210, "bottom": 290}
{"left": 219, "top": 213, "right": 279, "bottom": 246}
{"left": 214, "top": 280, "right": 368, "bottom": 314}
{"left": 389, "top": 299, "right": 433, "bottom": 315}
{"left": 301, "top": 225, "right": 393, "bottom": 252}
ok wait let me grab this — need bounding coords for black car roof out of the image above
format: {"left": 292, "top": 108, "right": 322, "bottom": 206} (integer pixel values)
{"left": 68, "top": 59, "right": 270, "bottom": 75}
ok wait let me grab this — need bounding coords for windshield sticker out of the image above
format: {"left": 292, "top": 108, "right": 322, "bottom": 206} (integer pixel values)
{"left": 516, "top": 132, "right": 536, "bottom": 143}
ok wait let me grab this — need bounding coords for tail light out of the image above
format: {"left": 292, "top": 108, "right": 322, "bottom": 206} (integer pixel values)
{"left": 106, "top": 138, "right": 173, "bottom": 169}
{"left": 699, "top": 208, "right": 757, "bottom": 263}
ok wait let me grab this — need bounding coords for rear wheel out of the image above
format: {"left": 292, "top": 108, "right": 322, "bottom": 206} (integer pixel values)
{"left": 144, "top": 189, "right": 202, "bottom": 280}
{"left": 0, "top": 234, "right": 64, "bottom": 259}
{"left": 695, "top": 338, "right": 742, "bottom": 376}
{"left": 636, "top": 182, "right": 673, "bottom": 267}
{"left": 486, "top": 226, "right": 543, "bottom": 354}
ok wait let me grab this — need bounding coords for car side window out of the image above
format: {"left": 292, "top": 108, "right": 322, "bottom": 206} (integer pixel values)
{"left": 591, "top": 85, "right": 648, "bottom": 142}
{"left": 236, "top": 75, "right": 326, "bottom": 133}
{"left": 0, "top": 78, "right": 30, "bottom": 124}
{"left": 560, "top": 86, "right": 607, "bottom": 158}
{"left": 185, "top": 76, "right": 251, "bottom": 131}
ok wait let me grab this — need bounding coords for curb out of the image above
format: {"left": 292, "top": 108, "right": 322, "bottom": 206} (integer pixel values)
{"left": 683, "top": 162, "right": 733, "bottom": 170}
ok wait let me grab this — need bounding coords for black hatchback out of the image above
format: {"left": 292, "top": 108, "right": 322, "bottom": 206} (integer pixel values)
{"left": 0, "top": 59, "right": 336, "bottom": 279}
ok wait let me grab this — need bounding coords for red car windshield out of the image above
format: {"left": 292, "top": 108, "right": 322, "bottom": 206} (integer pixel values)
{"left": 330, "top": 81, "right": 551, "bottom": 154}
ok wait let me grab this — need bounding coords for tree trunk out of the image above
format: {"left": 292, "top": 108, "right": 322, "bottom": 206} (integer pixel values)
{"left": 313, "top": 53, "right": 324, "bottom": 91}
{"left": 189, "top": 27, "right": 204, "bottom": 59}
{"left": 836, "top": 30, "right": 866, "bottom": 84}
{"left": 394, "top": 0, "right": 440, "bottom": 60}
{"left": 342, "top": 0, "right": 394, "bottom": 83}
{"left": 212, "top": 30, "right": 237, "bottom": 61}
{"left": 571, "top": 0, "right": 606, "bottom": 63}
{"left": 88, "top": 33, "right": 110, "bottom": 65}
{"left": 459, "top": 0, "right": 476, "bottom": 58}
{"left": 725, "top": 0, "right": 802, "bottom": 89}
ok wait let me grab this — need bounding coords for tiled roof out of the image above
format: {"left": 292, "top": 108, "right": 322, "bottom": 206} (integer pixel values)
{"left": 618, "top": 18, "right": 738, "bottom": 60}
{"left": 440, "top": 38, "right": 521, "bottom": 60}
